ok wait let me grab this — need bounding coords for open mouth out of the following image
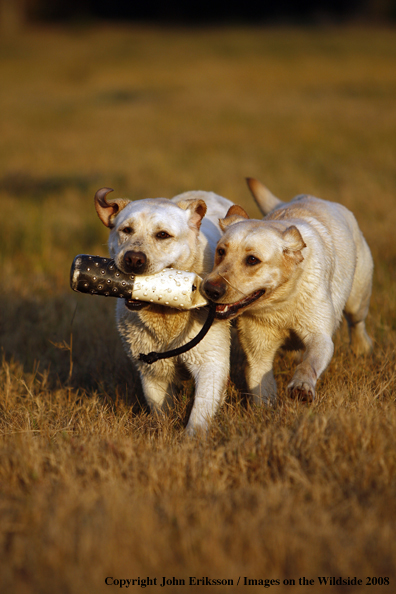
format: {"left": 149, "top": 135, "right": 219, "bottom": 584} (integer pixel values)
{"left": 125, "top": 298, "right": 149, "bottom": 311}
{"left": 214, "top": 289, "right": 266, "bottom": 320}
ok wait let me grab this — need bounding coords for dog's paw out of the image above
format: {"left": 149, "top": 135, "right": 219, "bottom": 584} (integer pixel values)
{"left": 349, "top": 322, "right": 373, "bottom": 356}
{"left": 251, "top": 393, "right": 277, "bottom": 408}
{"left": 351, "top": 334, "right": 373, "bottom": 356}
{"left": 287, "top": 380, "right": 315, "bottom": 402}
{"left": 185, "top": 422, "right": 209, "bottom": 438}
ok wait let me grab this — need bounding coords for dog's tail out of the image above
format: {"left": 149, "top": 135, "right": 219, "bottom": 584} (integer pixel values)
{"left": 246, "top": 177, "right": 282, "bottom": 216}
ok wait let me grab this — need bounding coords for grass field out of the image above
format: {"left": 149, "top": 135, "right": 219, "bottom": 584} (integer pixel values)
{"left": 1, "top": 24, "right": 396, "bottom": 593}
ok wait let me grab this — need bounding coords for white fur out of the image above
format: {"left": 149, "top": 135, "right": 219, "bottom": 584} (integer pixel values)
{"left": 203, "top": 180, "right": 373, "bottom": 403}
{"left": 97, "top": 190, "right": 233, "bottom": 433}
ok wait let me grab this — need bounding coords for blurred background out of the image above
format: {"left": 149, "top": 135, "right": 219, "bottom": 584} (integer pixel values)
{"left": 0, "top": 1, "right": 395, "bottom": 392}
{"left": 1, "top": 0, "right": 396, "bottom": 29}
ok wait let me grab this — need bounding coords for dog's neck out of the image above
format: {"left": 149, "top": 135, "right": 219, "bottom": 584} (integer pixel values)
{"left": 137, "top": 304, "right": 204, "bottom": 345}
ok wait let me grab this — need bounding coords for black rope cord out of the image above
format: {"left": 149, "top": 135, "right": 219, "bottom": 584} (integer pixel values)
{"left": 139, "top": 301, "right": 217, "bottom": 364}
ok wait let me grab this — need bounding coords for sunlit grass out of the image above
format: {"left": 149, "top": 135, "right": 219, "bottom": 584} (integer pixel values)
{"left": 1, "top": 24, "right": 396, "bottom": 593}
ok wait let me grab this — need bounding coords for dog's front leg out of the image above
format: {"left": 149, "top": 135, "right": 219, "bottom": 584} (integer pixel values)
{"left": 184, "top": 327, "right": 230, "bottom": 435}
{"left": 139, "top": 366, "right": 178, "bottom": 413}
{"left": 185, "top": 362, "right": 229, "bottom": 435}
{"left": 245, "top": 350, "right": 279, "bottom": 406}
{"left": 238, "top": 321, "right": 282, "bottom": 406}
{"left": 288, "top": 333, "right": 334, "bottom": 401}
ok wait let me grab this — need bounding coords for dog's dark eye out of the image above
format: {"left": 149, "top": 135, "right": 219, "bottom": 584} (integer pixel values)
{"left": 121, "top": 226, "right": 133, "bottom": 235}
{"left": 156, "top": 231, "right": 172, "bottom": 239}
{"left": 217, "top": 247, "right": 226, "bottom": 257}
{"left": 246, "top": 255, "right": 261, "bottom": 266}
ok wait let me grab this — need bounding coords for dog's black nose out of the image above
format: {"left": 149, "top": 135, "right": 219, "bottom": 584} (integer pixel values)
{"left": 123, "top": 251, "right": 147, "bottom": 274}
{"left": 202, "top": 279, "right": 227, "bottom": 301}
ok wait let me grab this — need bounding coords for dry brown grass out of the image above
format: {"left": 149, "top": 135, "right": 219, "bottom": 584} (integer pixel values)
{"left": 1, "top": 24, "right": 396, "bottom": 593}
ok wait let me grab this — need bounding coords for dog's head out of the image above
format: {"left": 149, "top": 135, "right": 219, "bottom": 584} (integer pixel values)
{"left": 202, "top": 205, "right": 306, "bottom": 320}
{"left": 94, "top": 188, "right": 207, "bottom": 276}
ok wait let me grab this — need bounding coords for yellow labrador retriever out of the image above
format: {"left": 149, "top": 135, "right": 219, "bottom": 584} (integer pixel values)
{"left": 95, "top": 188, "right": 233, "bottom": 433}
{"left": 202, "top": 178, "right": 373, "bottom": 403}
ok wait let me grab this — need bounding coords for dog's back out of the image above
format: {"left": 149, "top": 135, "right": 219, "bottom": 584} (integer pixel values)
{"left": 246, "top": 175, "right": 373, "bottom": 330}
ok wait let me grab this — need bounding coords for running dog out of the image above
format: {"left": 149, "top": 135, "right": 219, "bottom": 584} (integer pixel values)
{"left": 202, "top": 178, "right": 373, "bottom": 404}
{"left": 95, "top": 188, "right": 233, "bottom": 433}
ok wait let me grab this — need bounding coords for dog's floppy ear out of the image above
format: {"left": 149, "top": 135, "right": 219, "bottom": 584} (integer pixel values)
{"left": 282, "top": 225, "right": 306, "bottom": 263}
{"left": 94, "top": 188, "right": 130, "bottom": 228}
{"left": 176, "top": 198, "right": 207, "bottom": 231}
{"left": 219, "top": 205, "right": 249, "bottom": 232}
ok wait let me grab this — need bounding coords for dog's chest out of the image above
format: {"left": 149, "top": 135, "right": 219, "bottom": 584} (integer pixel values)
{"left": 116, "top": 301, "right": 202, "bottom": 355}
{"left": 139, "top": 306, "right": 192, "bottom": 342}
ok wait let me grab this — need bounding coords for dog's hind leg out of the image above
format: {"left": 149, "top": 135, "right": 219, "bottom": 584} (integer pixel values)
{"left": 344, "top": 314, "right": 372, "bottom": 356}
{"left": 344, "top": 237, "right": 373, "bottom": 355}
